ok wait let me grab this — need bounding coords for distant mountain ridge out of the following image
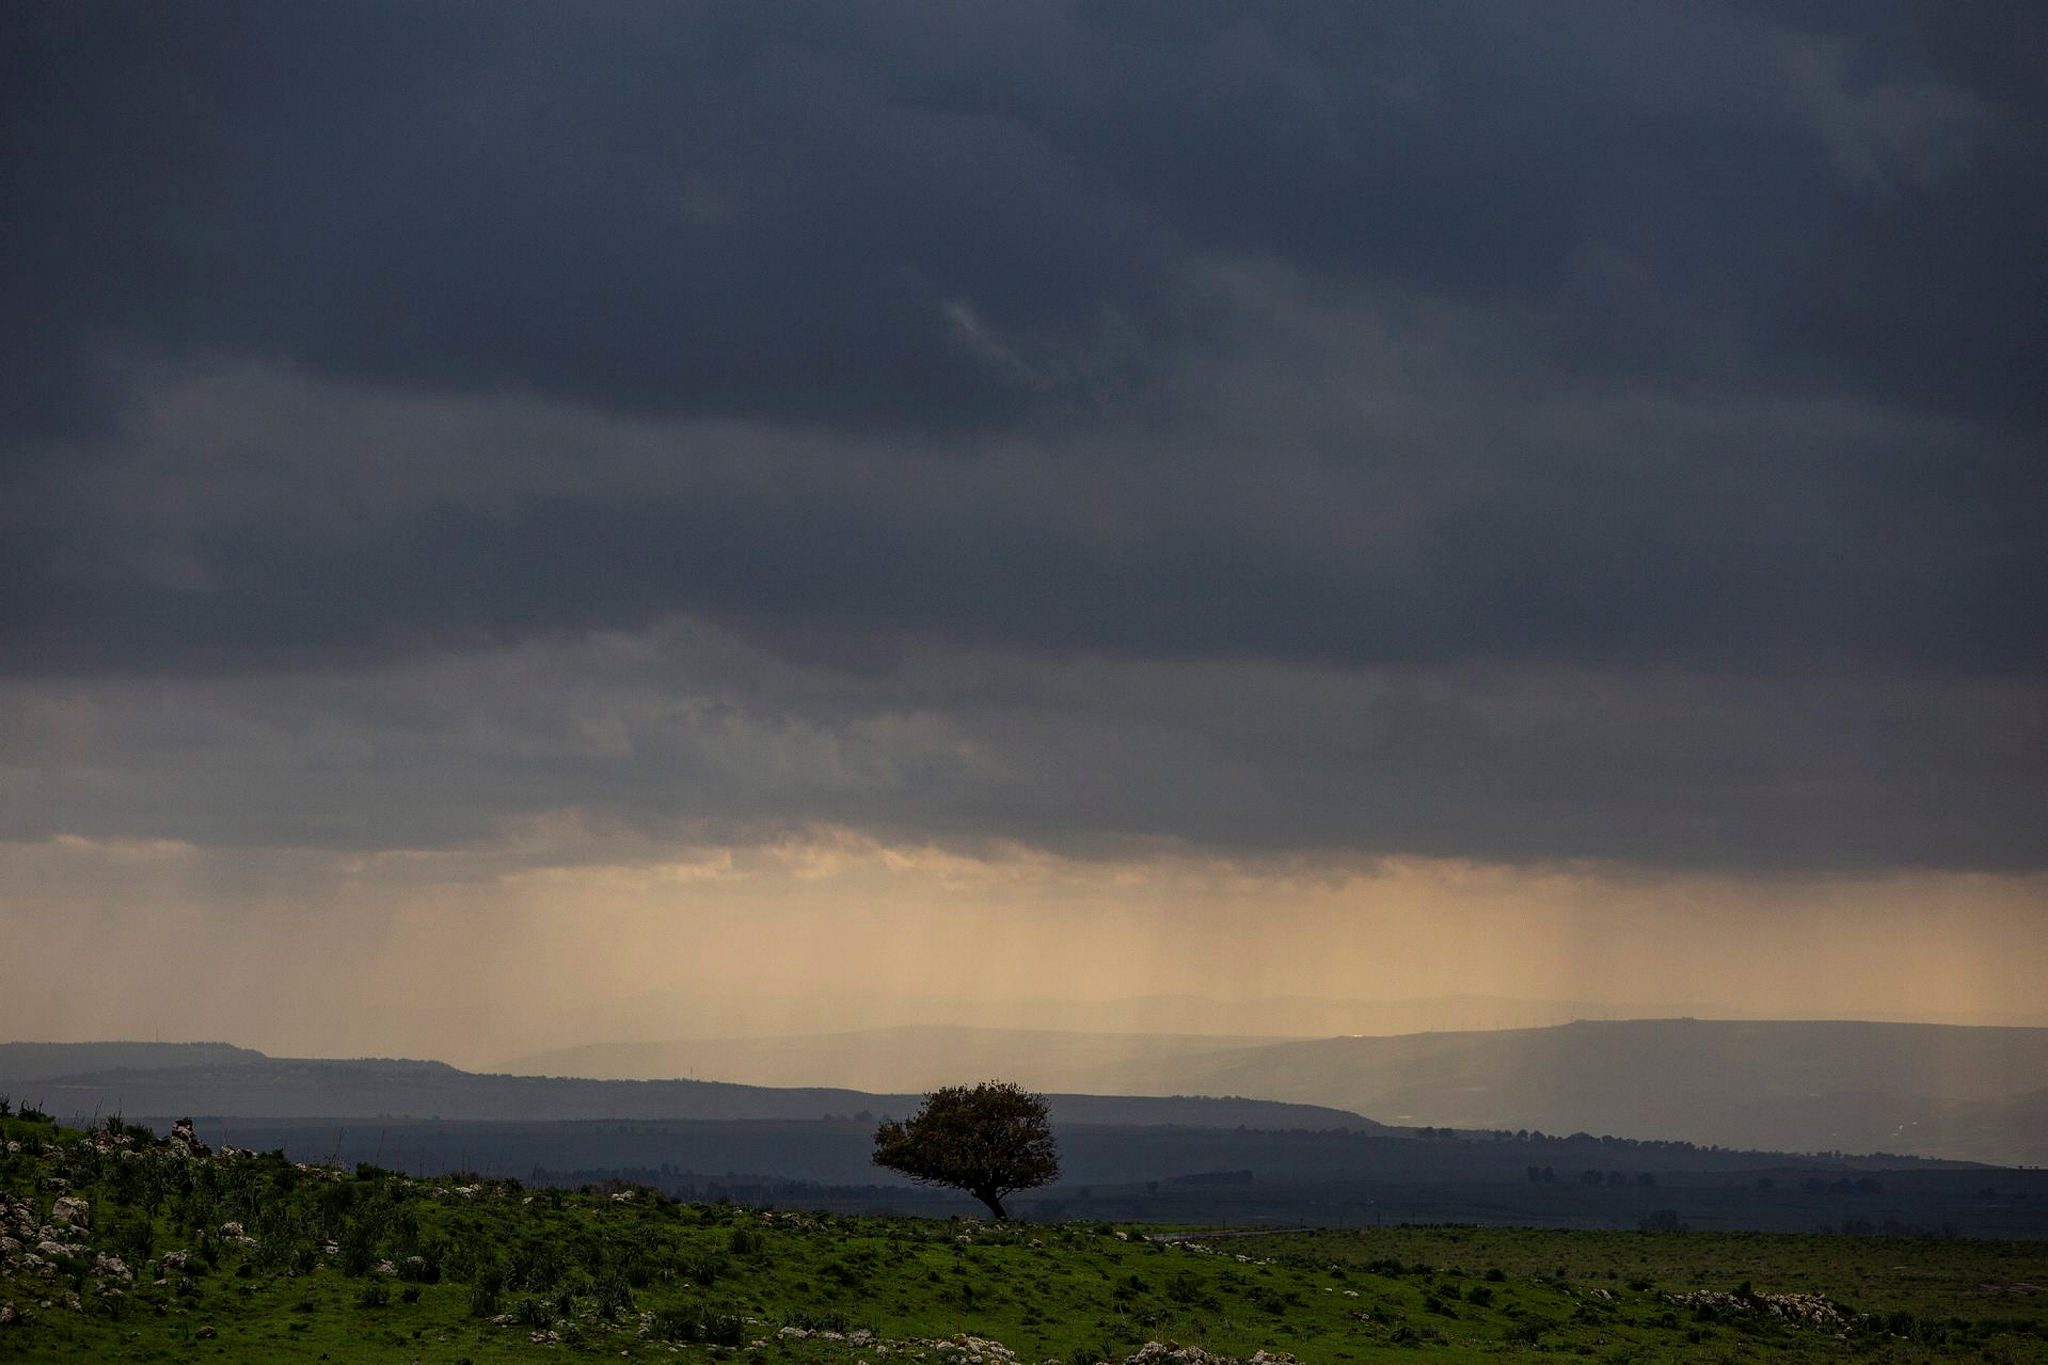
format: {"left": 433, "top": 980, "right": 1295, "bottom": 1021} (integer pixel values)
{"left": 9, "top": 1020, "right": 2047, "bottom": 1166}
{"left": 498, "top": 1019, "right": 2048, "bottom": 1168}
{"left": 0, "top": 1045, "right": 1373, "bottom": 1132}
{"left": 497, "top": 1025, "right": 1302, "bottom": 1090}
{"left": 1067, "top": 1018, "right": 2048, "bottom": 1166}
{"left": 538, "top": 987, "right": 2042, "bottom": 1046}
{"left": 0, "top": 1041, "right": 265, "bottom": 1079}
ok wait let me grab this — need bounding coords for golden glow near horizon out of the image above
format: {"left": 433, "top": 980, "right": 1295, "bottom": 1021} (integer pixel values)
{"left": 4, "top": 827, "right": 2042, "bottom": 1069}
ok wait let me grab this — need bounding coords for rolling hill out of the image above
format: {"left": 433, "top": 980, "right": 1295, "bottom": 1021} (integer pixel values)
{"left": 11, "top": 1019, "right": 2047, "bottom": 1167}
{"left": 488, "top": 1019, "right": 2048, "bottom": 1167}
{"left": 496, "top": 1025, "right": 1300, "bottom": 1091}
{"left": 1065, "top": 1018, "right": 2048, "bottom": 1165}
{"left": 0, "top": 1044, "right": 1371, "bottom": 1131}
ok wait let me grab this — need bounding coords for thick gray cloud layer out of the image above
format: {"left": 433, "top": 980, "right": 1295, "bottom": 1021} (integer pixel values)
{"left": 4, "top": 619, "right": 2041, "bottom": 871}
{"left": 3, "top": 2, "right": 2043, "bottom": 871}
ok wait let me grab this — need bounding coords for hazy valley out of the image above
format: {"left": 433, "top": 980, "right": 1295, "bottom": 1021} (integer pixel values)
{"left": 497, "top": 1018, "right": 2048, "bottom": 1168}
{"left": 7, "top": 1017, "right": 2047, "bottom": 1240}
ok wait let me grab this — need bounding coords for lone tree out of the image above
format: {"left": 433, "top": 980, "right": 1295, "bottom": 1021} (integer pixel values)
{"left": 871, "top": 1080, "right": 1060, "bottom": 1220}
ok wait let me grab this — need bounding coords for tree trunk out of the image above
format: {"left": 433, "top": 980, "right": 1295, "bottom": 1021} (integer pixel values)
{"left": 974, "top": 1190, "right": 1007, "bottom": 1221}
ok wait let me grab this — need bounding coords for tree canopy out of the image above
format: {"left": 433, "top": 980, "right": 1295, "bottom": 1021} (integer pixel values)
{"left": 871, "top": 1080, "right": 1060, "bottom": 1221}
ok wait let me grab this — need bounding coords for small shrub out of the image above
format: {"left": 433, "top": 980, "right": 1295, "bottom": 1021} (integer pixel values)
{"left": 1165, "top": 1273, "right": 1218, "bottom": 1308}
{"left": 592, "top": 1273, "right": 634, "bottom": 1320}
{"left": 510, "top": 1244, "right": 563, "bottom": 1292}
{"left": 356, "top": 1282, "right": 389, "bottom": 1309}
{"left": 397, "top": 1254, "right": 440, "bottom": 1283}
{"left": 111, "top": 1220, "right": 155, "bottom": 1264}
{"left": 1388, "top": 1323, "right": 1445, "bottom": 1345}
{"left": 340, "top": 1240, "right": 375, "bottom": 1276}
{"left": 652, "top": 1307, "right": 700, "bottom": 1342}
{"left": 654, "top": 1305, "right": 745, "bottom": 1345}
{"left": 442, "top": 1240, "right": 484, "bottom": 1283}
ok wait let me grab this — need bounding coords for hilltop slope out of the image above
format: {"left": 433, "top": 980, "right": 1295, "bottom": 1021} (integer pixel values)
{"left": 497, "top": 1025, "right": 1303, "bottom": 1090}
{"left": 0, "top": 1047, "right": 1371, "bottom": 1131}
{"left": 3, "top": 1110, "right": 2046, "bottom": 1363}
{"left": 1066, "top": 1019, "right": 2048, "bottom": 1164}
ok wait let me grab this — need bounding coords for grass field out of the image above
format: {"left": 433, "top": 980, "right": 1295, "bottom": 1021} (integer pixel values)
{"left": 4, "top": 1110, "right": 2044, "bottom": 1363}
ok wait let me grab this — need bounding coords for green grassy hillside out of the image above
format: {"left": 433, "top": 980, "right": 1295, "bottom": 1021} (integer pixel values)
{"left": 3, "top": 1108, "right": 2043, "bottom": 1363}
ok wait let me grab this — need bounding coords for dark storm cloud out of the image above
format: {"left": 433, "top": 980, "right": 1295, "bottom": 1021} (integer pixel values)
{"left": 4, "top": 2, "right": 2044, "bottom": 871}
{"left": 6, "top": 339, "right": 2039, "bottom": 679}
{"left": 5, "top": 623, "right": 2042, "bottom": 872}
{"left": 8, "top": 0, "right": 2043, "bottom": 440}
{"left": 4, "top": 1, "right": 1176, "bottom": 437}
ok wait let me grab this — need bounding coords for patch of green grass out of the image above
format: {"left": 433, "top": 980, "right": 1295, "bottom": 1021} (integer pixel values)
{"left": 3, "top": 1121, "right": 2045, "bottom": 1363}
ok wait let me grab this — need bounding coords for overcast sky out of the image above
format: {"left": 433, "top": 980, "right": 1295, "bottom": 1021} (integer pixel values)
{"left": 4, "top": 2, "right": 2043, "bottom": 1063}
